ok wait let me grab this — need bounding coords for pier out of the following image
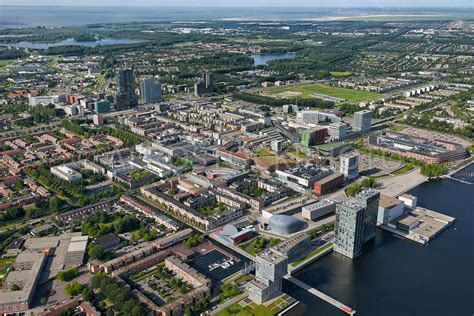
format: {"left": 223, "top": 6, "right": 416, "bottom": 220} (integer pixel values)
{"left": 442, "top": 175, "right": 472, "bottom": 185}
{"left": 284, "top": 275, "right": 356, "bottom": 315}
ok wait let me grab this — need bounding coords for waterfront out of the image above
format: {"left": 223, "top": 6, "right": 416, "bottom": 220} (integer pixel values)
{"left": 285, "top": 175, "right": 473, "bottom": 316}
{"left": 251, "top": 53, "right": 297, "bottom": 66}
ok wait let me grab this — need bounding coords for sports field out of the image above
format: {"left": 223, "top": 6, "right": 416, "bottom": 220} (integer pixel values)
{"left": 265, "top": 83, "right": 379, "bottom": 102}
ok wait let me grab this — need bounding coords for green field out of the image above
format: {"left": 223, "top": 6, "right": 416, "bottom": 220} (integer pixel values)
{"left": 266, "top": 83, "right": 378, "bottom": 102}
{"left": 0, "top": 60, "right": 14, "bottom": 72}
{"left": 330, "top": 71, "right": 353, "bottom": 77}
{"left": 391, "top": 125, "right": 409, "bottom": 132}
{"left": 255, "top": 148, "right": 272, "bottom": 157}
{"left": 289, "top": 150, "right": 308, "bottom": 160}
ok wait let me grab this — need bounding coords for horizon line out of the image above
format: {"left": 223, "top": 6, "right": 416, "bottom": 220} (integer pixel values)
{"left": 1, "top": 4, "right": 473, "bottom": 8}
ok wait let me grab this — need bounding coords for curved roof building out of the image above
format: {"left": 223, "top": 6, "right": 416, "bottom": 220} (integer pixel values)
{"left": 269, "top": 215, "right": 306, "bottom": 235}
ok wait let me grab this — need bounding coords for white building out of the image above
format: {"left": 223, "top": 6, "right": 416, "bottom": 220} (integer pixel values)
{"left": 377, "top": 194, "right": 405, "bottom": 226}
{"left": 51, "top": 165, "right": 82, "bottom": 182}
{"left": 302, "top": 199, "right": 336, "bottom": 220}
{"left": 398, "top": 194, "right": 417, "bottom": 207}
{"left": 340, "top": 151, "right": 359, "bottom": 180}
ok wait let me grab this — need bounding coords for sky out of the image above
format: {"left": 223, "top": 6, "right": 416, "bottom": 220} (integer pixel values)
{"left": 1, "top": 0, "right": 472, "bottom": 7}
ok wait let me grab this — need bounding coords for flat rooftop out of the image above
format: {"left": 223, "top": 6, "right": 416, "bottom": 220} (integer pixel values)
{"left": 379, "top": 194, "right": 403, "bottom": 209}
{"left": 258, "top": 249, "right": 287, "bottom": 265}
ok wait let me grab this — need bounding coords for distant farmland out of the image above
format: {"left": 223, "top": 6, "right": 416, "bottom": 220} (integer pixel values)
{"left": 264, "top": 83, "right": 379, "bottom": 102}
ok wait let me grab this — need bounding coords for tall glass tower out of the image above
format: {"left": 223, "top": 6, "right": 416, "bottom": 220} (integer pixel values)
{"left": 115, "top": 69, "right": 137, "bottom": 110}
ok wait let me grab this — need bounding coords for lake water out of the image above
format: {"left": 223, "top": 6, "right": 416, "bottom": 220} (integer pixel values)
{"left": 0, "top": 38, "right": 144, "bottom": 49}
{"left": 0, "top": 6, "right": 376, "bottom": 29}
{"left": 285, "top": 171, "right": 474, "bottom": 316}
{"left": 251, "top": 53, "right": 297, "bottom": 66}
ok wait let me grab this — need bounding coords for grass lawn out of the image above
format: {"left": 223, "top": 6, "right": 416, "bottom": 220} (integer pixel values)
{"left": 0, "top": 60, "right": 14, "bottom": 72}
{"left": 0, "top": 257, "right": 14, "bottom": 284}
{"left": 216, "top": 300, "right": 274, "bottom": 316}
{"left": 254, "top": 155, "right": 296, "bottom": 168}
{"left": 266, "top": 83, "right": 378, "bottom": 102}
{"left": 240, "top": 237, "right": 281, "bottom": 256}
{"left": 391, "top": 125, "right": 409, "bottom": 132}
{"left": 130, "top": 266, "right": 160, "bottom": 282}
{"left": 291, "top": 242, "right": 333, "bottom": 267}
{"left": 234, "top": 274, "right": 253, "bottom": 285}
{"left": 390, "top": 164, "right": 414, "bottom": 176}
{"left": 330, "top": 71, "right": 353, "bottom": 77}
{"left": 255, "top": 148, "right": 272, "bottom": 157}
{"left": 289, "top": 150, "right": 307, "bottom": 160}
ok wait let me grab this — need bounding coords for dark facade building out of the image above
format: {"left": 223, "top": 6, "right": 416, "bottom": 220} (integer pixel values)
{"left": 115, "top": 69, "right": 138, "bottom": 110}
{"left": 194, "top": 72, "right": 214, "bottom": 96}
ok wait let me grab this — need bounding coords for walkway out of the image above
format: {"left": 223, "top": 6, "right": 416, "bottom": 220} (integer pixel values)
{"left": 284, "top": 275, "right": 356, "bottom": 315}
{"left": 210, "top": 293, "right": 248, "bottom": 315}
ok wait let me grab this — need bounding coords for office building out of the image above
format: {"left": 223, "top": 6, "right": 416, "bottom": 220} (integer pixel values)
{"left": 340, "top": 151, "right": 359, "bottom": 180}
{"left": 334, "top": 190, "right": 380, "bottom": 258}
{"left": 296, "top": 110, "right": 341, "bottom": 125}
{"left": 140, "top": 79, "right": 162, "bottom": 104}
{"left": 327, "top": 122, "right": 348, "bottom": 141}
{"left": 300, "top": 127, "right": 327, "bottom": 147}
{"left": 334, "top": 200, "right": 365, "bottom": 259}
{"left": 356, "top": 190, "right": 380, "bottom": 242}
{"left": 314, "top": 172, "right": 344, "bottom": 195}
{"left": 93, "top": 100, "right": 110, "bottom": 114}
{"left": 248, "top": 250, "right": 288, "bottom": 304}
{"left": 282, "top": 104, "right": 298, "bottom": 113}
{"left": 271, "top": 139, "right": 284, "bottom": 152}
{"left": 115, "top": 69, "right": 137, "bottom": 110}
{"left": 194, "top": 71, "right": 214, "bottom": 96}
{"left": 353, "top": 110, "right": 372, "bottom": 132}
{"left": 276, "top": 165, "right": 331, "bottom": 191}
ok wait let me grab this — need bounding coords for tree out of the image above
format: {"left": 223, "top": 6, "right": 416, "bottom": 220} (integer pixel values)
{"left": 82, "top": 287, "right": 93, "bottom": 302}
{"left": 11, "top": 284, "right": 21, "bottom": 291}
{"left": 49, "top": 196, "right": 61, "bottom": 213}
{"left": 57, "top": 268, "right": 79, "bottom": 281}
{"left": 88, "top": 243, "right": 105, "bottom": 260}
{"left": 65, "top": 281, "right": 83, "bottom": 296}
{"left": 219, "top": 283, "right": 240, "bottom": 303}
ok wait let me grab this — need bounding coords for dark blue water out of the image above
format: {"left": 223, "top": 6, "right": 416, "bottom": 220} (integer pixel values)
{"left": 252, "top": 53, "right": 297, "bottom": 66}
{"left": 451, "top": 162, "right": 474, "bottom": 184}
{"left": 0, "top": 38, "right": 143, "bottom": 49}
{"left": 0, "top": 6, "right": 338, "bottom": 29}
{"left": 3, "top": 6, "right": 469, "bottom": 29}
{"left": 285, "top": 176, "right": 474, "bottom": 316}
